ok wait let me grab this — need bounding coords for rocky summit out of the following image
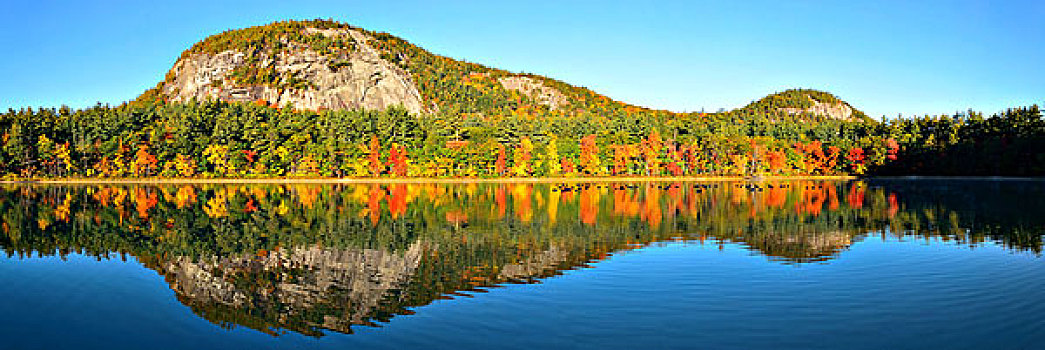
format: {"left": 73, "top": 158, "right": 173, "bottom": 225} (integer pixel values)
{"left": 160, "top": 24, "right": 425, "bottom": 114}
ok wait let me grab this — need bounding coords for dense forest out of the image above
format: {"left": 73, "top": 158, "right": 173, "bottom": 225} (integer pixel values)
{"left": 2, "top": 19, "right": 1042, "bottom": 179}
{"left": 1, "top": 100, "right": 1041, "bottom": 179}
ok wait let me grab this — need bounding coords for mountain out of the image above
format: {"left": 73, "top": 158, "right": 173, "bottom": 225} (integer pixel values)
{"left": 151, "top": 20, "right": 425, "bottom": 113}
{"left": 142, "top": 19, "right": 863, "bottom": 121}
{"left": 142, "top": 19, "right": 657, "bottom": 118}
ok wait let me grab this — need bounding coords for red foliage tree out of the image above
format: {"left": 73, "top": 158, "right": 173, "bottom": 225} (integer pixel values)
{"left": 846, "top": 147, "right": 865, "bottom": 163}
{"left": 495, "top": 145, "right": 507, "bottom": 175}
{"left": 682, "top": 146, "right": 697, "bottom": 174}
{"left": 388, "top": 144, "right": 409, "bottom": 176}
{"left": 765, "top": 150, "right": 787, "bottom": 174}
{"left": 561, "top": 157, "right": 577, "bottom": 175}
{"left": 243, "top": 199, "right": 258, "bottom": 213}
{"left": 241, "top": 149, "right": 258, "bottom": 163}
{"left": 885, "top": 138, "right": 900, "bottom": 160}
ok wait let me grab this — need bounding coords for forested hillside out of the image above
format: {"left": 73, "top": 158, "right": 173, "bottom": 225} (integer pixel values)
{"left": 141, "top": 19, "right": 676, "bottom": 119}
{"left": 1, "top": 19, "right": 1042, "bottom": 179}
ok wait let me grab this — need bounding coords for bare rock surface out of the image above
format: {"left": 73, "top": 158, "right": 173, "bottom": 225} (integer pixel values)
{"left": 162, "top": 28, "right": 424, "bottom": 114}
{"left": 498, "top": 76, "right": 568, "bottom": 110}
{"left": 781, "top": 97, "right": 856, "bottom": 121}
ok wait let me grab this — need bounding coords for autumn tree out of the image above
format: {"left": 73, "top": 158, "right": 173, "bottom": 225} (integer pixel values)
{"left": 368, "top": 135, "right": 383, "bottom": 176}
{"left": 538, "top": 135, "right": 561, "bottom": 176}
{"left": 561, "top": 157, "right": 577, "bottom": 175}
{"left": 765, "top": 150, "right": 787, "bottom": 175}
{"left": 578, "top": 135, "right": 601, "bottom": 175}
{"left": 846, "top": 147, "right": 866, "bottom": 175}
{"left": 55, "top": 142, "right": 72, "bottom": 177}
{"left": 299, "top": 155, "right": 320, "bottom": 176}
{"left": 611, "top": 145, "right": 630, "bottom": 175}
{"left": 388, "top": 143, "right": 409, "bottom": 177}
{"left": 173, "top": 154, "right": 196, "bottom": 177}
{"left": 642, "top": 131, "right": 663, "bottom": 175}
{"left": 132, "top": 145, "right": 158, "bottom": 177}
{"left": 512, "top": 137, "right": 533, "bottom": 176}
{"left": 203, "top": 144, "right": 231, "bottom": 177}
{"left": 494, "top": 145, "right": 507, "bottom": 176}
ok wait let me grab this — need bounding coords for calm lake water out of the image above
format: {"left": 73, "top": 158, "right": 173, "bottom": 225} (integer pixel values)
{"left": 1, "top": 180, "right": 1043, "bottom": 349}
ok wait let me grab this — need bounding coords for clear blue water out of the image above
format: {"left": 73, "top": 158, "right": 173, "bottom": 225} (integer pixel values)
{"left": 1, "top": 180, "right": 1042, "bottom": 349}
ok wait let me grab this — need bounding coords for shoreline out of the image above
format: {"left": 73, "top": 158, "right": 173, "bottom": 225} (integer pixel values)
{"left": 868, "top": 176, "right": 1045, "bottom": 182}
{"left": 1, "top": 175, "right": 858, "bottom": 185}
{"left": 6, "top": 175, "right": 1043, "bottom": 185}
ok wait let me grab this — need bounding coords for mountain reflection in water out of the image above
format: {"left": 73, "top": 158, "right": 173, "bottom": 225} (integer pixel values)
{"left": 1, "top": 180, "right": 1042, "bottom": 337}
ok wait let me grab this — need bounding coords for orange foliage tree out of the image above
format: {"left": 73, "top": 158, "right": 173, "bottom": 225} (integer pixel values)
{"left": 561, "top": 157, "right": 577, "bottom": 175}
{"left": 578, "top": 135, "right": 600, "bottom": 175}
{"left": 765, "top": 150, "right": 787, "bottom": 175}
{"left": 611, "top": 145, "right": 630, "bottom": 175}
{"left": 133, "top": 145, "right": 158, "bottom": 177}
{"left": 368, "top": 135, "right": 383, "bottom": 176}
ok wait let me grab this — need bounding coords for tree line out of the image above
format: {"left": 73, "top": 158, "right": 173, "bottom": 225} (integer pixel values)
{"left": 0, "top": 99, "right": 893, "bottom": 179}
{"left": 3, "top": 99, "right": 1041, "bottom": 179}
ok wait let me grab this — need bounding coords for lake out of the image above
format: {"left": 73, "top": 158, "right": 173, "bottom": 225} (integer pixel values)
{"left": 1, "top": 179, "right": 1043, "bottom": 349}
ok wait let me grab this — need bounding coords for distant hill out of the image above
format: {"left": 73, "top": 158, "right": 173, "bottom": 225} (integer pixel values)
{"left": 141, "top": 19, "right": 865, "bottom": 122}
{"left": 733, "top": 89, "right": 872, "bottom": 122}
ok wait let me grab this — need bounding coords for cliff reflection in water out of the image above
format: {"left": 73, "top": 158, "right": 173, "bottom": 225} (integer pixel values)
{"left": 1, "top": 180, "right": 1042, "bottom": 336}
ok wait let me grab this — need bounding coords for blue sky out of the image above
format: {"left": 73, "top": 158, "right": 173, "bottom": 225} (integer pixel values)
{"left": 1, "top": 0, "right": 1042, "bottom": 118}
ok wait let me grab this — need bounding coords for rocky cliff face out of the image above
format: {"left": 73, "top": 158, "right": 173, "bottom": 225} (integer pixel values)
{"left": 781, "top": 98, "right": 856, "bottom": 121}
{"left": 161, "top": 27, "right": 424, "bottom": 114}
{"left": 498, "top": 76, "right": 568, "bottom": 110}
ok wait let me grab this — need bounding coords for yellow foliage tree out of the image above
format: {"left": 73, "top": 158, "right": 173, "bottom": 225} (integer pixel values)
{"left": 203, "top": 145, "right": 231, "bottom": 176}
{"left": 299, "top": 155, "right": 320, "bottom": 176}
{"left": 512, "top": 137, "right": 534, "bottom": 176}
{"left": 540, "top": 135, "right": 561, "bottom": 176}
{"left": 55, "top": 143, "right": 72, "bottom": 177}
{"left": 173, "top": 154, "right": 196, "bottom": 177}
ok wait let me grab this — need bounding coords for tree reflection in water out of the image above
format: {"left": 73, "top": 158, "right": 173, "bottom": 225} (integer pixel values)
{"left": 1, "top": 180, "right": 1042, "bottom": 336}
